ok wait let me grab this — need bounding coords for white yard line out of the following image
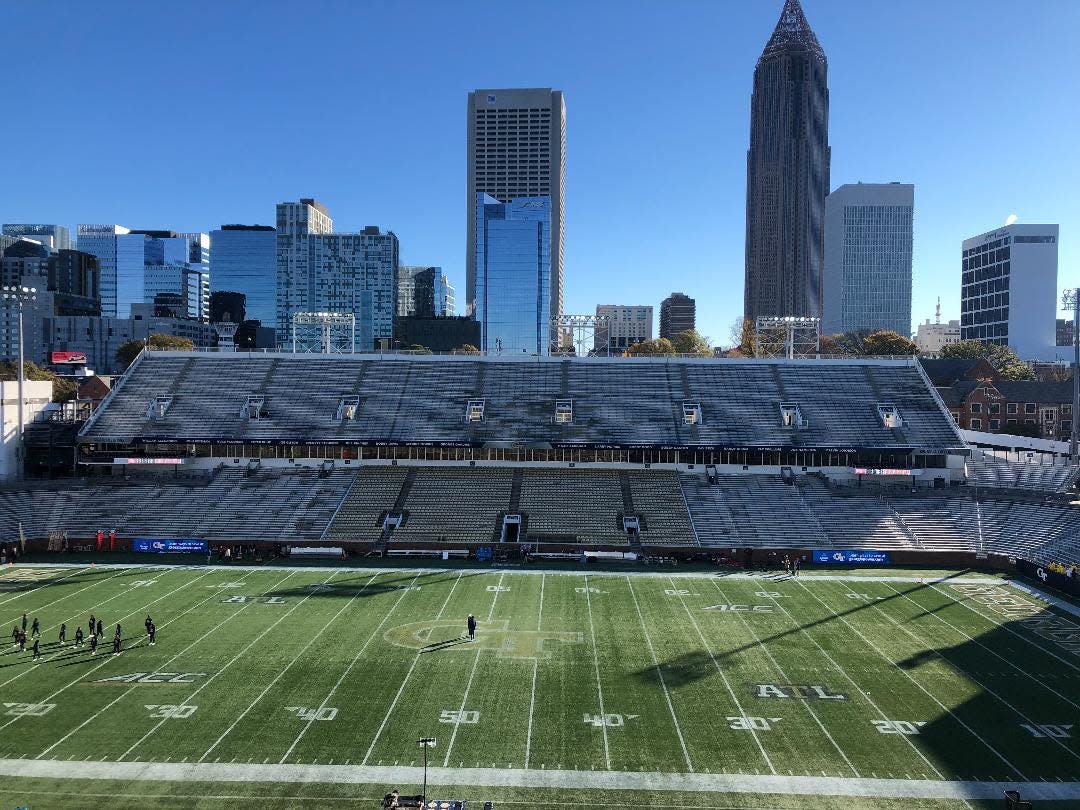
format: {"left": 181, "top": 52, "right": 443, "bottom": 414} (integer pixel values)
{"left": 709, "top": 580, "right": 857, "bottom": 777}
{"left": 760, "top": 582, "right": 951, "bottom": 780}
{"left": 6, "top": 758, "right": 1079, "bottom": 800}
{"left": 872, "top": 583, "right": 1080, "bottom": 767}
{"left": 2, "top": 566, "right": 145, "bottom": 656}
{"left": 360, "top": 571, "right": 464, "bottom": 766}
{"left": 625, "top": 576, "right": 693, "bottom": 773}
{"left": 37, "top": 568, "right": 267, "bottom": 758}
{"left": 201, "top": 573, "right": 381, "bottom": 762}
{"left": 582, "top": 573, "right": 611, "bottom": 771}
{"left": 0, "top": 566, "right": 91, "bottom": 610}
{"left": 0, "top": 567, "right": 217, "bottom": 698}
{"left": 882, "top": 582, "right": 1080, "bottom": 714}
{"left": 791, "top": 581, "right": 1012, "bottom": 799}
{"left": 669, "top": 577, "right": 775, "bottom": 775}
{"left": 523, "top": 572, "right": 544, "bottom": 769}
{"left": 932, "top": 583, "right": 1080, "bottom": 676}
{"left": 279, "top": 572, "right": 423, "bottom": 764}
{"left": 441, "top": 572, "right": 505, "bottom": 767}
{"left": 117, "top": 570, "right": 313, "bottom": 761}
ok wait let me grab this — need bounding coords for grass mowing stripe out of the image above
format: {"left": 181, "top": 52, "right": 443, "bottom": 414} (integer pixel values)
{"left": 361, "top": 571, "right": 464, "bottom": 766}
{"left": 709, "top": 579, "right": 857, "bottom": 777}
{"left": 758, "top": 580, "right": 955, "bottom": 779}
{"left": 583, "top": 573, "right": 611, "bottom": 771}
{"left": 1, "top": 567, "right": 147, "bottom": 667}
{"left": 0, "top": 567, "right": 217, "bottom": 715}
{"left": 36, "top": 567, "right": 266, "bottom": 758}
{"left": 200, "top": 572, "right": 381, "bottom": 763}
{"left": 442, "top": 571, "right": 506, "bottom": 768}
{"left": 116, "top": 569, "right": 308, "bottom": 761}
{"left": 882, "top": 582, "right": 1080, "bottom": 714}
{"left": 791, "top": 581, "right": 988, "bottom": 799}
{"left": 0, "top": 566, "right": 90, "bottom": 611}
{"left": 626, "top": 576, "right": 693, "bottom": 773}
{"left": 278, "top": 571, "right": 423, "bottom": 764}
{"left": 524, "top": 571, "right": 544, "bottom": 769}
{"left": 825, "top": 581, "right": 1028, "bottom": 780}
{"left": 669, "top": 576, "right": 776, "bottom": 776}
{"left": 929, "top": 583, "right": 1080, "bottom": 676}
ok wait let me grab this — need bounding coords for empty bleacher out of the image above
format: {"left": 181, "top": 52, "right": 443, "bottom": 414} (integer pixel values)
{"left": 964, "top": 449, "right": 1079, "bottom": 493}
{"left": 81, "top": 353, "right": 963, "bottom": 453}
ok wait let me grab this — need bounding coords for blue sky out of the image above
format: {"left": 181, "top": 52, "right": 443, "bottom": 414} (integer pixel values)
{"left": 2, "top": 0, "right": 1077, "bottom": 345}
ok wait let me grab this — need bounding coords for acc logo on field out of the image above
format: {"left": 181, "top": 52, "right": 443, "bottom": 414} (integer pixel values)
{"left": 89, "top": 672, "right": 207, "bottom": 685}
{"left": 384, "top": 619, "right": 581, "bottom": 660}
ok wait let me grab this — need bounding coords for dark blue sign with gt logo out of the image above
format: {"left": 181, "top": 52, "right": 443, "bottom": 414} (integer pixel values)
{"left": 133, "top": 539, "right": 208, "bottom": 554}
{"left": 813, "top": 549, "right": 891, "bottom": 565}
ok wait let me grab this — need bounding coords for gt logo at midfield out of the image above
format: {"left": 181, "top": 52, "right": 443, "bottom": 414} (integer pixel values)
{"left": 753, "top": 684, "right": 848, "bottom": 700}
{"left": 384, "top": 620, "right": 581, "bottom": 660}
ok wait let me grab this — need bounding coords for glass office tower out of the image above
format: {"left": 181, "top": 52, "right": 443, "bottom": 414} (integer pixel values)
{"left": 209, "top": 225, "right": 277, "bottom": 327}
{"left": 475, "top": 194, "right": 551, "bottom": 355}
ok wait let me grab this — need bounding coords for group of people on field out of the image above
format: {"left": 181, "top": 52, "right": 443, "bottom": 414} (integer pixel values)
{"left": 10, "top": 611, "right": 156, "bottom": 661}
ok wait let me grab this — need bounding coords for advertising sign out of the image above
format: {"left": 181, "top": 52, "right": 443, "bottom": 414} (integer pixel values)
{"left": 854, "top": 468, "right": 916, "bottom": 476}
{"left": 133, "top": 539, "right": 208, "bottom": 554}
{"left": 113, "top": 458, "right": 184, "bottom": 465}
{"left": 813, "top": 549, "right": 892, "bottom": 565}
{"left": 50, "top": 351, "right": 87, "bottom": 364}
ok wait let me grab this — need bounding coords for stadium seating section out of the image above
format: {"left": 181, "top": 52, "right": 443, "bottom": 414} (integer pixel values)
{"left": 80, "top": 353, "right": 963, "bottom": 450}
{"left": 4, "top": 352, "right": 1076, "bottom": 569}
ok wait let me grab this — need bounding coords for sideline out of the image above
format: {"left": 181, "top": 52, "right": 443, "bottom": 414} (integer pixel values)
{"left": 1008, "top": 579, "right": 1080, "bottom": 620}
{"left": 9, "top": 562, "right": 1007, "bottom": 585}
{"left": 0, "top": 758, "right": 1075, "bottom": 800}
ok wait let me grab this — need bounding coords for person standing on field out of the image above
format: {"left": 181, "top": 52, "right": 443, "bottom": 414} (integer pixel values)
{"left": 467, "top": 614, "right": 477, "bottom": 641}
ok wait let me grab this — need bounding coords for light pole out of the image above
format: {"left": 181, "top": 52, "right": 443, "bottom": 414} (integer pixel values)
{"left": 417, "top": 736, "right": 436, "bottom": 806}
{"left": 1, "top": 285, "right": 38, "bottom": 479}
{"left": 1062, "top": 290, "right": 1080, "bottom": 462}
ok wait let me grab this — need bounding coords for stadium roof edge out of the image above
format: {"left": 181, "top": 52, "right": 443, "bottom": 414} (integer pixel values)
{"left": 140, "top": 350, "right": 920, "bottom": 368}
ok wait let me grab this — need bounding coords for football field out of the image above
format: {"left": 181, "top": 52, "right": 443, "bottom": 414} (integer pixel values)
{"left": 1, "top": 562, "right": 1079, "bottom": 809}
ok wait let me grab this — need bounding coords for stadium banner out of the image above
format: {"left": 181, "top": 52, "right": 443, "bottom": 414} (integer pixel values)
{"left": 133, "top": 539, "right": 208, "bottom": 554}
{"left": 813, "top": 549, "right": 892, "bottom": 565}
{"left": 1016, "top": 559, "right": 1080, "bottom": 598}
{"left": 854, "top": 467, "right": 916, "bottom": 476}
{"left": 132, "top": 435, "right": 916, "bottom": 455}
{"left": 113, "top": 457, "right": 185, "bottom": 465}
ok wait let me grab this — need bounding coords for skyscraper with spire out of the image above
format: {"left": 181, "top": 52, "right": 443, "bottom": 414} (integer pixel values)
{"left": 743, "top": 0, "right": 830, "bottom": 322}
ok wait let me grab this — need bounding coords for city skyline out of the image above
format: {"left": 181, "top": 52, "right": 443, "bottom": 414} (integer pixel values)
{"left": 2, "top": 0, "right": 1077, "bottom": 345}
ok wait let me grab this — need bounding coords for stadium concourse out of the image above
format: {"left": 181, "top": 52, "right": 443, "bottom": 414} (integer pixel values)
{"left": 3, "top": 350, "right": 1078, "bottom": 571}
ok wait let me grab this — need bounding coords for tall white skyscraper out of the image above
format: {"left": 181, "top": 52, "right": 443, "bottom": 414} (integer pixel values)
{"left": 822, "top": 182, "right": 914, "bottom": 336}
{"left": 961, "top": 223, "right": 1059, "bottom": 360}
{"left": 276, "top": 199, "right": 398, "bottom": 350}
{"left": 467, "top": 88, "right": 565, "bottom": 348}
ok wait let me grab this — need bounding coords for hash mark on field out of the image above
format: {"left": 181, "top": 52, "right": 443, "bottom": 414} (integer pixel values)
{"left": 671, "top": 579, "right": 774, "bottom": 775}
{"left": 626, "top": 576, "right": 692, "bottom": 772}
{"left": 361, "top": 571, "right": 463, "bottom": 766}
{"left": 583, "top": 573, "right": 611, "bottom": 771}
{"left": 200, "top": 572, "right": 382, "bottom": 762}
{"left": 443, "top": 572, "right": 506, "bottom": 767}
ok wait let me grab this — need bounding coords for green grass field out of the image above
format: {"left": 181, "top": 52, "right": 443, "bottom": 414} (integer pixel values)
{"left": 0, "top": 562, "right": 1079, "bottom": 809}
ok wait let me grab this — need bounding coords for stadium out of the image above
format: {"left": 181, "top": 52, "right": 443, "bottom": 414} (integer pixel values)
{"left": 3, "top": 349, "right": 1080, "bottom": 809}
